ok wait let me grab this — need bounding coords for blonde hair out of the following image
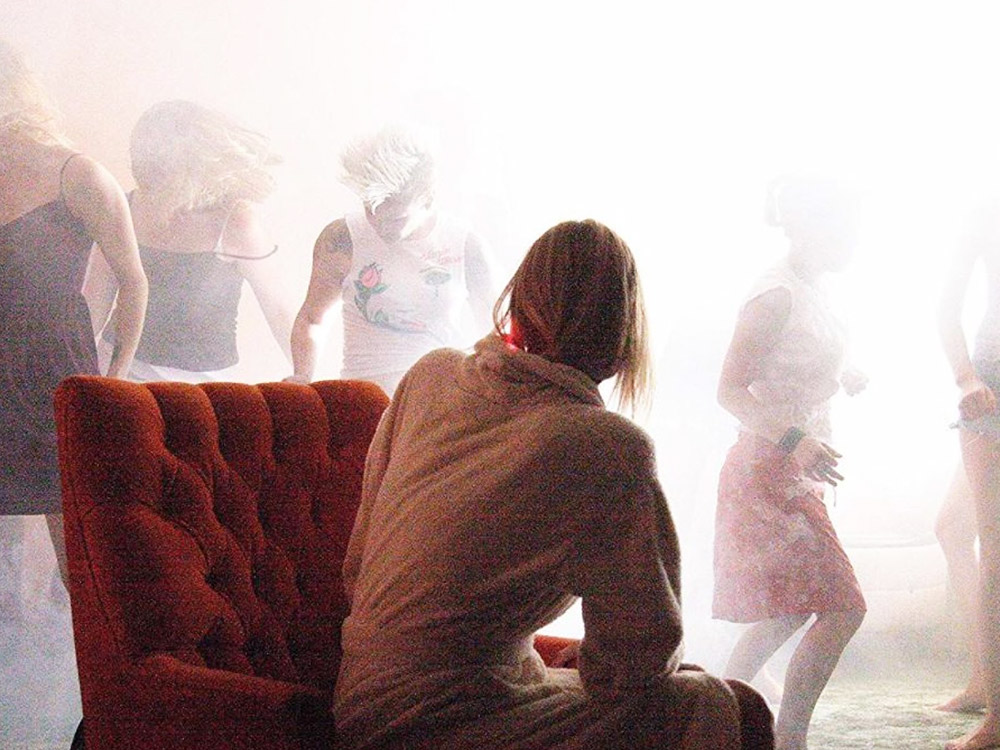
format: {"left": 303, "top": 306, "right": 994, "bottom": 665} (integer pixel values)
{"left": 0, "top": 39, "right": 67, "bottom": 146}
{"left": 340, "top": 124, "right": 436, "bottom": 210}
{"left": 493, "top": 220, "right": 651, "bottom": 413}
{"left": 130, "top": 100, "right": 278, "bottom": 217}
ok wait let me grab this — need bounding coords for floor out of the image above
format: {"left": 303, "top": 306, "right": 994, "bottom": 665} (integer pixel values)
{"left": 0, "top": 514, "right": 983, "bottom": 750}
{"left": 808, "top": 629, "right": 980, "bottom": 750}
{"left": 0, "top": 517, "right": 79, "bottom": 750}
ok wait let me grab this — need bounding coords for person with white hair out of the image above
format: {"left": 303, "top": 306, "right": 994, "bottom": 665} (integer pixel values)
{"left": 712, "top": 176, "right": 868, "bottom": 750}
{"left": 289, "top": 124, "right": 494, "bottom": 396}
{"left": 94, "top": 99, "right": 291, "bottom": 382}
{"left": 0, "top": 38, "right": 147, "bottom": 585}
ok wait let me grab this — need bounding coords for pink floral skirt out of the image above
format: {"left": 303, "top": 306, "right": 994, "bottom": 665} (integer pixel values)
{"left": 712, "top": 433, "right": 866, "bottom": 623}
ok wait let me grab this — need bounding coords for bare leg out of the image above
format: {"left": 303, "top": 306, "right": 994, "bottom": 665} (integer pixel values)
{"left": 937, "top": 465, "right": 987, "bottom": 712}
{"left": 753, "top": 664, "right": 786, "bottom": 707}
{"left": 775, "top": 608, "right": 864, "bottom": 750}
{"left": 947, "top": 429, "right": 1000, "bottom": 750}
{"left": 724, "top": 614, "right": 810, "bottom": 683}
{"left": 44, "top": 513, "right": 69, "bottom": 591}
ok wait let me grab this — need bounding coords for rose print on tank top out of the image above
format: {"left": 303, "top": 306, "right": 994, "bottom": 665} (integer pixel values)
{"left": 353, "top": 261, "right": 428, "bottom": 332}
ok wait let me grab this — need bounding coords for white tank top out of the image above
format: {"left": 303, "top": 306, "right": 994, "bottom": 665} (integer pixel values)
{"left": 743, "top": 260, "right": 847, "bottom": 440}
{"left": 341, "top": 210, "right": 472, "bottom": 389}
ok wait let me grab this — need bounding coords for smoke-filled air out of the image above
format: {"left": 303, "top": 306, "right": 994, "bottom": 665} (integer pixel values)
{"left": 4, "top": 2, "right": 1000, "bottom": 748}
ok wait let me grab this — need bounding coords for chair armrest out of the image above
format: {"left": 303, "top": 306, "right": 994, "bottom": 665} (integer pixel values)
{"left": 83, "top": 654, "right": 335, "bottom": 750}
{"left": 533, "top": 633, "right": 580, "bottom": 668}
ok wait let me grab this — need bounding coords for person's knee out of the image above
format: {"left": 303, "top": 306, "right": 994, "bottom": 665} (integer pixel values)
{"left": 817, "top": 609, "right": 865, "bottom": 640}
{"left": 937, "top": 510, "right": 977, "bottom": 553}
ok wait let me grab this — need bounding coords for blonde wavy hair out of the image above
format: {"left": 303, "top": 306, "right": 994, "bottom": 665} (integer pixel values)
{"left": 130, "top": 100, "right": 279, "bottom": 217}
{"left": 340, "top": 124, "right": 436, "bottom": 210}
{"left": 493, "top": 219, "right": 652, "bottom": 414}
{"left": 0, "top": 39, "right": 67, "bottom": 146}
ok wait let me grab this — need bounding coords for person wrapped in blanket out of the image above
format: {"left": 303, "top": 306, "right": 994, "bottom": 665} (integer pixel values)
{"left": 334, "top": 219, "right": 774, "bottom": 749}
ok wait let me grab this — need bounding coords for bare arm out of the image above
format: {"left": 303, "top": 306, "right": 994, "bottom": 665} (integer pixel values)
{"left": 225, "top": 201, "right": 294, "bottom": 363}
{"left": 63, "top": 155, "right": 148, "bottom": 378}
{"left": 463, "top": 232, "right": 496, "bottom": 336}
{"left": 717, "top": 287, "right": 792, "bottom": 442}
{"left": 288, "top": 220, "right": 352, "bottom": 382}
{"left": 718, "top": 286, "right": 843, "bottom": 483}
{"left": 81, "top": 244, "right": 118, "bottom": 337}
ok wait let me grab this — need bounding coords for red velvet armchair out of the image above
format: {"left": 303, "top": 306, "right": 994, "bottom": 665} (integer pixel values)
{"left": 54, "top": 376, "right": 576, "bottom": 749}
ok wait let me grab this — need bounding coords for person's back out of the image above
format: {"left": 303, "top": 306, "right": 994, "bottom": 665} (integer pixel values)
{"left": 333, "top": 220, "right": 774, "bottom": 750}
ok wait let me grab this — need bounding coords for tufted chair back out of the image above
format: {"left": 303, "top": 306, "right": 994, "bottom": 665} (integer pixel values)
{"left": 54, "top": 376, "right": 388, "bottom": 749}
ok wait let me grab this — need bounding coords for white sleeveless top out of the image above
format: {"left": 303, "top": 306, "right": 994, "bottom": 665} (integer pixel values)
{"left": 743, "top": 260, "right": 847, "bottom": 441}
{"left": 341, "top": 211, "right": 472, "bottom": 391}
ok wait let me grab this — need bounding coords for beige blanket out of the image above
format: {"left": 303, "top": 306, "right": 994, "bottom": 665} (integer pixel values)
{"left": 334, "top": 335, "right": 746, "bottom": 748}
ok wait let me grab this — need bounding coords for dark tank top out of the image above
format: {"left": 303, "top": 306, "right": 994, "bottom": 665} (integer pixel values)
{"left": 0, "top": 185, "right": 98, "bottom": 514}
{"left": 133, "top": 247, "right": 244, "bottom": 371}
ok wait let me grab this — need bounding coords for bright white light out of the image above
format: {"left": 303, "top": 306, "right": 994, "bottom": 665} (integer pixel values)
{"left": 6, "top": 0, "right": 1000, "bottom": 644}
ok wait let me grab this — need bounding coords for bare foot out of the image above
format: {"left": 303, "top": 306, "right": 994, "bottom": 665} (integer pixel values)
{"left": 946, "top": 718, "right": 1000, "bottom": 750}
{"left": 938, "top": 688, "right": 988, "bottom": 714}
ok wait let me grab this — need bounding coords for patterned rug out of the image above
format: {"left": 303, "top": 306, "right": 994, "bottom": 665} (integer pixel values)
{"left": 804, "top": 629, "right": 979, "bottom": 750}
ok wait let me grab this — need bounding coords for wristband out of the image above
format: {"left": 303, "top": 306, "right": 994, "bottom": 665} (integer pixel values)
{"left": 777, "top": 426, "right": 806, "bottom": 454}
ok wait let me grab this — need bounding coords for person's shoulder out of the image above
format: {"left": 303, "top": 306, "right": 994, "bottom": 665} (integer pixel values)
{"left": 741, "top": 263, "right": 795, "bottom": 317}
{"left": 407, "top": 346, "right": 466, "bottom": 379}
{"left": 58, "top": 150, "right": 128, "bottom": 217}
{"left": 315, "top": 218, "right": 351, "bottom": 255}
{"left": 542, "top": 403, "right": 656, "bottom": 468}
{"left": 59, "top": 151, "right": 115, "bottom": 195}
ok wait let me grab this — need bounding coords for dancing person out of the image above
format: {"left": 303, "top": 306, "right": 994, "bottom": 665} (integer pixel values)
{"left": 289, "top": 123, "right": 494, "bottom": 396}
{"left": 940, "top": 196, "right": 1000, "bottom": 750}
{"left": 713, "top": 177, "right": 867, "bottom": 750}
{"left": 334, "top": 220, "right": 774, "bottom": 749}
{"left": 93, "top": 99, "right": 290, "bottom": 383}
{"left": 0, "top": 39, "right": 147, "bottom": 586}
{"left": 935, "top": 464, "right": 985, "bottom": 715}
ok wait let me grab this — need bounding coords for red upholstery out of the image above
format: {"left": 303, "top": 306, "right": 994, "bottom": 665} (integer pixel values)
{"left": 55, "top": 376, "right": 389, "bottom": 749}
{"left": 55, "top": 376, "right": 588, "bottom": 749}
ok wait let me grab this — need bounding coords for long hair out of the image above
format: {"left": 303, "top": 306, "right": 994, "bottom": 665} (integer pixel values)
{"left": 129, "top": 99, "right": 279, "bottom": 218}
{"left": 493, "top": 220, "right": 651, "bottom": 413}
{"left": 339, "top": 123, "right": 436, "bottom": 210}
{"left": 0, "top": 39, "right": 67, "bottom": 146}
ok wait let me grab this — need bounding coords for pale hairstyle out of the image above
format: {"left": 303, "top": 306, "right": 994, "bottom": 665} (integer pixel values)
{"left": 0, "top": 39, "right": 67, "bottom": 145}
{"left": 765, "top": 175, "right": 858, "bottom": 234}
{"left": 339, "top": 124, "right": 436, "bottom": 210}
{"left": 130, "top": 100, "right": 279, "bottom": 216}
{"left": 493, "top": 219, "right": 652, "bottom": 413}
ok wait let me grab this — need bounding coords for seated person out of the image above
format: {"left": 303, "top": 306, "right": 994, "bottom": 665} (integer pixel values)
{"left": 334, "top": 219, "right": 773, "bottom": 749}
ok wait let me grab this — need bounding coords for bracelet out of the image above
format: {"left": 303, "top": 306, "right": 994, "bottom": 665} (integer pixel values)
{"left": 777, "top": 426, "right": 806, "bottom": 454}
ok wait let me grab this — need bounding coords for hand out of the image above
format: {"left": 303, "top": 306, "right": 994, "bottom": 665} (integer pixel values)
{"left": 283, "top": 374, "right": 311, "bottom": 385}
{"left": 790, "top": 435, "right": 843, "bottom": 486}
{"left": 840, "top": 368, "right": 869, "bottom": 396}
{"left": 958, "top": 376, "right": 997, "bottom": 422}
